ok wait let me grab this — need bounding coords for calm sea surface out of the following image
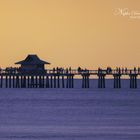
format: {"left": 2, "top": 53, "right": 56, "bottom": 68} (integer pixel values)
{"left": 0, "top": 79, "right": 140, "bottom": 140}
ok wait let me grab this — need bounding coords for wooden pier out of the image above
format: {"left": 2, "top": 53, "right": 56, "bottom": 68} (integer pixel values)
{"left": 0, "top": 54, "right": 139, "bottom": 89}
{"left": 0, "top": 68, "right": 140, "bottom": 89}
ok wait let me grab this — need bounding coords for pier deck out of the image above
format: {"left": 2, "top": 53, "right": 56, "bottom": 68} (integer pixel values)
{"left": 0, "top": 68, "right": 139, "bottom": 89}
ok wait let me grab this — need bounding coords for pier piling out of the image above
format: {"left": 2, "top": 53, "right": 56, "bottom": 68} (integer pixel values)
{"left": 129, "top": 74, "right": 137, "bottom": 88}
{"left": 98, "top": 74, "right": 106, "bottom": 88}
{"left": 113, "top": 74, "right": 121, "bottom": 88}
{"left": 82, "top": 74, "right": 90, "bottom": 88}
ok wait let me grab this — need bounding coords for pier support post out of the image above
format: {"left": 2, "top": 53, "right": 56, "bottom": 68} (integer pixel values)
{"left": 9, "top": 75, "right": 11, "bottom": 88}
{"left": 54, "top": 75, "right": 56, "bottom": 88}
{"left": 16, "top": 75, "right": 20, "bottom": 88}
{"left": 82, "top": 74, "right": 90, "bottom": 88}
{"left": 98, "top": 74, "right": 106, "bottom": 88}
{"left": 66, "top": 75, "right": 69, "bottom": 88}
{"left": 129, "top": 74, "right": 137, "bottom": 89}
{"left": 113, "top": 74, "right": 121, "bottom": 88}
{"left": 66, "top": 74, "right": 74, "bottom": 88}
{"left": 27, "top": 76, "right": 30, "bottom": 88}
{"left": 23, "top": 76, "right": 26, "bottom": 88}
{"left": 50, "top": 76, "right": 53, "bottom": 88}
{"left": 57, "top": 75, "right": 60, "bottom": 88}
{"left": 62, "top": 75, "right": 65, "bottom": 88}
{"left": 13, "top": 75, "right": 15, "bottom": 88}
{"left": 42, "top": 75, "right": 45, "bottom": 88}
{"left": 31, "top": 76, "right": 34, "bottom": 88}
{"left": 39, "top": 76, "right": 42, "bottom": 88}
{"left": 46, "top": 75, "right": 49, "bottom": 88}
{"left": 71, "top": 75, "right": 74, "bottom": 88}
{"left": 35, "top": 76, "right": 38, "bottom": 88}
{"left": 6, "top": 76, "right": 8, "bottom": 88}
{"left": 20, "top": 76, "right": 23, "bottom": 88}
{"left": 0, "top": 75, "right": 3, "bottom": 88}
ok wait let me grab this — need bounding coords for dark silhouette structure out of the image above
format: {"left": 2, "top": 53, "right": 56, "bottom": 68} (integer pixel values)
{"left": 0, "top": 57, "right": 139, "bottom": 89}
{"left": 15, "top": 54, "right": 50, "bottom": 73}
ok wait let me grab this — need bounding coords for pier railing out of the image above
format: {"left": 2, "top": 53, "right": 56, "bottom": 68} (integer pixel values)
{"left": 0, "top": 68, "right": 139, "bottom": 75}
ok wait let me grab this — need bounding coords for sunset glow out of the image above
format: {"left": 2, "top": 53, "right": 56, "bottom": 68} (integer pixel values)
{"left": 0, "top": 0, "right": 140, "bottom": 69}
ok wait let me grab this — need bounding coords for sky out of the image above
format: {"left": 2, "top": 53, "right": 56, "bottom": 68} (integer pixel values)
{"left": 0, "top": 0, "right": 140, "bottom": 69}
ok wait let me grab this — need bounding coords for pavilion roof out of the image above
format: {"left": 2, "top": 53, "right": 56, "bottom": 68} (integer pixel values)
{"left": 15, "top": 54, "right": 50, "bottom": 65}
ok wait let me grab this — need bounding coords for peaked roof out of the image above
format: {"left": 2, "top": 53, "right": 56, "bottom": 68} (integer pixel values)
{"left": 15, "top": 55, "right": 50, "bottom": 65}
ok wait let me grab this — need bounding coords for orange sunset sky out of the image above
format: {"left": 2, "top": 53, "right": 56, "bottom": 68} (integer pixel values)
{"left": 0, "top": 0, "right": 140, "bottom": 69}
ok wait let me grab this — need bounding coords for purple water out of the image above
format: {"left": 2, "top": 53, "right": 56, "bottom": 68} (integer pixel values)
{"left": 0, "top": 79, "right": 140, "bottom": 140}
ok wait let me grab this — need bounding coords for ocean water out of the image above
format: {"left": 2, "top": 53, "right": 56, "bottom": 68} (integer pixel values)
{"left": 0, "top": 79, "right": 140, "bottom": 140}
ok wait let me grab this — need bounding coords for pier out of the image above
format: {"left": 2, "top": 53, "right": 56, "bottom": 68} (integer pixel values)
{"left": 0, "top": 54, "right": 140, "bottom": 89}
{"left": 0, "top": 68, "right": 140, "bottom": 89}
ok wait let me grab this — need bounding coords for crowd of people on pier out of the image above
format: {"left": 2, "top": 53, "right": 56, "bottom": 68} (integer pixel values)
{"left": 98, "top": 67, "right": 140, "bottom": 74}
{"left": 51, "top": 67, "right": 90, "bottom": 74}
{"left": 51, "top": 67, "right": 72, "bottom": 74}
{"left": 0, "top": 66, "right": 140, "bottom": 75}
{"left": 0, "top": 67, "right": 18, "bottom": 74}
